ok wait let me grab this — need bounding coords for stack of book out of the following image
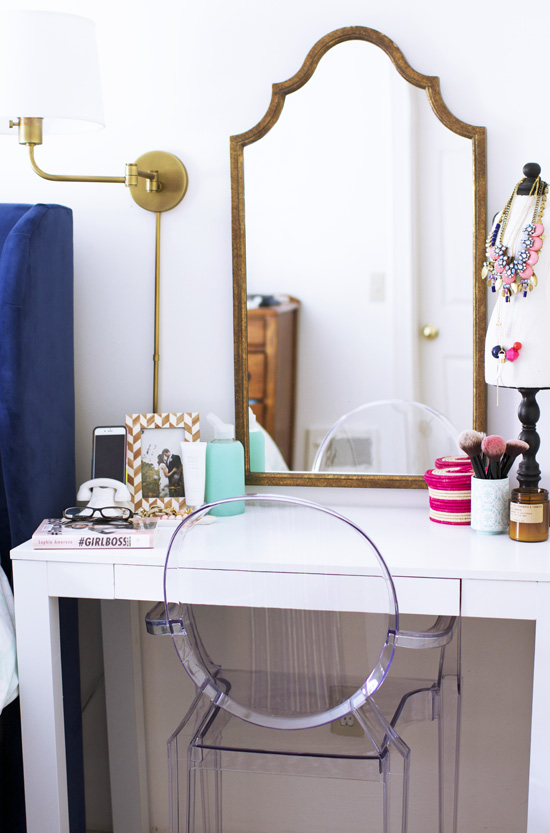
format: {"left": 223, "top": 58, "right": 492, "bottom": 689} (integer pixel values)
{"left": 32, "top": 518, "right": 158, "bottom": 549}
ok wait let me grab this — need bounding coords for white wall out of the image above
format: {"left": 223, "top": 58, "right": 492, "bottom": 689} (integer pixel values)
{"left": 2, "top": 0, "right": 546, "bottom": 480}
{"left": 2, "top": 1, "right": 545, "bottom": 831}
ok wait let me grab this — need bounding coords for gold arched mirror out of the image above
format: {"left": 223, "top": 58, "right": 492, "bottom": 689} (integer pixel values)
{"left": 232, "top": 26, "right": 486, "bottom": 488}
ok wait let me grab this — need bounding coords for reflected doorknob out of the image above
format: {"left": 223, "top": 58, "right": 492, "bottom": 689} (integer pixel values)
{"left": 421, "top": 324, "right": 439, "bottom": 340}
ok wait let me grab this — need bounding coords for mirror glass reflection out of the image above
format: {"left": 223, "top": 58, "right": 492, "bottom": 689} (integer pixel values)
{"left": 233, "top": 28, "right": 486, "bottom": 485}
{"left": 244, "top": 41, "right": 473, "bottom": 473}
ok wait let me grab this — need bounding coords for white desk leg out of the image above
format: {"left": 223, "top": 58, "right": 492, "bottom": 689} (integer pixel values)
{"left": 101, "top": 599, "right": 150, "bottom": 833}
{"left": 527, "top": 582, "right": 550, "bottom": 833}
{"left": 12, "top": 560, "right": 69, "bottom": 833}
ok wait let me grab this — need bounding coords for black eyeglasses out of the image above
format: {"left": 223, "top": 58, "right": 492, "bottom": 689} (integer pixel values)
{"left": 63, "top": 506, "right": 134, "bottom": 523}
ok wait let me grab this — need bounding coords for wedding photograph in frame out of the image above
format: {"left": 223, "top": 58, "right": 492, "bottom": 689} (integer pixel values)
{"left": 126, "top": 412, "right": 200, "bottom": 514}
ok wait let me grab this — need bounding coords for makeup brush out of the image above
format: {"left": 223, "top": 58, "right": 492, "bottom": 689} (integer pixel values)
{"left": 500, "top": 439, "right": 529, "bottom": 478}
{"left": 481, "top": 435, "right": 507, "bottom": 479}
{"left": 457, "top": 430, "right": 486, "bottom": 479}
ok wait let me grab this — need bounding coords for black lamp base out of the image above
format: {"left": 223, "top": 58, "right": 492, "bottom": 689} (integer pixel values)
{"left": 516, "top": 388, "right": 547, "bottom": 488}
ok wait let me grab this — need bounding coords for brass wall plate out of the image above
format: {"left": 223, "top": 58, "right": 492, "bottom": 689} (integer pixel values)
{"left": 129, "top": 150, "right": 188, "bottom": 212}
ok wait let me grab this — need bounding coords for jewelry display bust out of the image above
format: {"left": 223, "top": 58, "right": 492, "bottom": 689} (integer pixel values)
{"left": 484, "top": 164, "right": 550, "bottom": 389}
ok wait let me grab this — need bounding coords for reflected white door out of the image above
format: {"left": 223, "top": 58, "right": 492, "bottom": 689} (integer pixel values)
{"left": 415, "top": 104, "right": 474, "bottom": 434}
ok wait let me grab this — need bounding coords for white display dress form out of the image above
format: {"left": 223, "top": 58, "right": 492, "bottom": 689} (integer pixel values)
{"left": 484, "top": 172, "right": 550, "bottom": 389}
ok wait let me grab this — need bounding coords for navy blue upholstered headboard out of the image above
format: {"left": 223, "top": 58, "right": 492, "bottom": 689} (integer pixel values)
{"left": 0, "top": 203, "right": 76, "bottom": 564}
{"left": 0, "top": 203, "right": 81, "bottom": 833}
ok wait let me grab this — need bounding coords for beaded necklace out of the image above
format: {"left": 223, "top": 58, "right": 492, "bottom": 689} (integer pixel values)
{"left": 485, "top": 178, "right": 548, "bottom": 392}
{"left": 482, "top": 177, "right": 548, "bottom": 302}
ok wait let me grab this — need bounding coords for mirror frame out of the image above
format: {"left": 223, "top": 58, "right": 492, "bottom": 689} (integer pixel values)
{"left": 231, "top": 25, "right": 487, "bottom": 488}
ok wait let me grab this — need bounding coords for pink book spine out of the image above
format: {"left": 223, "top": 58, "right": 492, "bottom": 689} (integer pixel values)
{"left": 32, "top": 520, "right": 156, "bottom": 549}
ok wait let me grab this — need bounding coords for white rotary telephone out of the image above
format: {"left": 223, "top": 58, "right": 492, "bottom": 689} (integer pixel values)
{"left": 76, "top": 478, "right": 132, "bottom": 510}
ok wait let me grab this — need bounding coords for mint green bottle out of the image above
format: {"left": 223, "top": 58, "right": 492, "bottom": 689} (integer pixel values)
{"left": 205, "top": 413, "right": 245, "bottom": 516}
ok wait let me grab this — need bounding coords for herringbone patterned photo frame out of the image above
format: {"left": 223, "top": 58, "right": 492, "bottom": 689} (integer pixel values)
{"left": 126, "top": 412, "right": 200, "bottom": 514}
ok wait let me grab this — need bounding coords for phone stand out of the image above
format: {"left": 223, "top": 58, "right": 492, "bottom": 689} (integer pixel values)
{"left": 77, "top": 478, "right": 132, "bottom": 510}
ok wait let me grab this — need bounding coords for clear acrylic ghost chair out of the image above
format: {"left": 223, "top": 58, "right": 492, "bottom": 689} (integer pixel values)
{"left": 312, "top": 400, "right": 460, "bottom": 474}
{"left": 154, "top": 494, "right": 460, "bottom": 833}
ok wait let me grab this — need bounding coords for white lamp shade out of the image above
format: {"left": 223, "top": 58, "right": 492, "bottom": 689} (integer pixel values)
{"left": 0, "top": 10, "right": 105, "bottom": 134}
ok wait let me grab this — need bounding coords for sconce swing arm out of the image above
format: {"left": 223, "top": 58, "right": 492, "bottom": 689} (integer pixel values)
{"left": 9, "top": 117, "right": 188, "bottom": 214}
{"left": 9, "top": 116, "right": 188, "bottom": 413}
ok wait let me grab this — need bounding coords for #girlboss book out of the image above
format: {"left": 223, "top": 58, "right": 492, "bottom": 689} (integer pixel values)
{"left": 32, "top": 518, "right": 158, "bottom": 549}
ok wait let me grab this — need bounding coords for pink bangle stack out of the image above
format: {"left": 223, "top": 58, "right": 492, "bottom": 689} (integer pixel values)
{"left": 424, "top": 466, "right": 473, "bottom": 525}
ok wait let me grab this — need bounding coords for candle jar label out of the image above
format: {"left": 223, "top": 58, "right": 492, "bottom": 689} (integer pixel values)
{"left": 510, "top": 503, "right": 544, "bottom": 524}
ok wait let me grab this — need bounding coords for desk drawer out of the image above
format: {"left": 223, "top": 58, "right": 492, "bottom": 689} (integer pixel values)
{"left": 394, "top": 577, "right": 460, "bottom": 616}
{"left": 115, "top": 564, "right": 164, "bottom": 601}
{"left": 160, "top": 570, "right": 460, "bottom": 616}
{"left": 48, "top": 561, "right": 115, "bottom": 599}
{"left": 462, "top": 579, "right": 537, "bottom": 619}
{"left": 248, "top": 316, "right": 266, "bottom": 346}
{"left": 248, "top": 351, "right": 266, "bottom": 399}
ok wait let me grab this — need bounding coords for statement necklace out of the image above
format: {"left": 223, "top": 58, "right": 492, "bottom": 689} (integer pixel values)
{"left": 482, "top": 177, "right": 548, "bottom": 302}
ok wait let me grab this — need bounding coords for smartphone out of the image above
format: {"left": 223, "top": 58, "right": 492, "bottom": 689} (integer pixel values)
{"left": 92, "top": 426, "right": 127, "bottom": 482}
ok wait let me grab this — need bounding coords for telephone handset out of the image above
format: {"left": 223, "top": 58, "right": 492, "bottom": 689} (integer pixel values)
{"left": 77, "top": 478, "right": 131, "bottom": 508}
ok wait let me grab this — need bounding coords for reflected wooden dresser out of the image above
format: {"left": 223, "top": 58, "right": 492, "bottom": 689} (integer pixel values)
{"left": 247, "top": 298, "right": 300, "bottom": 467}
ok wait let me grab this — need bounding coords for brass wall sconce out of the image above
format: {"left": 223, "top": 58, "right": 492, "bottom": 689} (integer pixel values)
{"left": 0, "top": 10, "right": 188, "bottom": 412}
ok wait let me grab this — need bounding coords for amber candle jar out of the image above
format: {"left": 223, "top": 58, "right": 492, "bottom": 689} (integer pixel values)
{"left": 509, "top": 488, "right": 549, "bottom": 542}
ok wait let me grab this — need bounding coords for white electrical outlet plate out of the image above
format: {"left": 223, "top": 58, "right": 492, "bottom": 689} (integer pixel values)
{"left": 369, "top": 272, "right": 386, "bottom": 302}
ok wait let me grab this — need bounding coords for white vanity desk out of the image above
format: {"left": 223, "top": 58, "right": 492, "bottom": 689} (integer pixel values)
{"left": 10, "top": 502, "right": 550, "bottom": 833}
